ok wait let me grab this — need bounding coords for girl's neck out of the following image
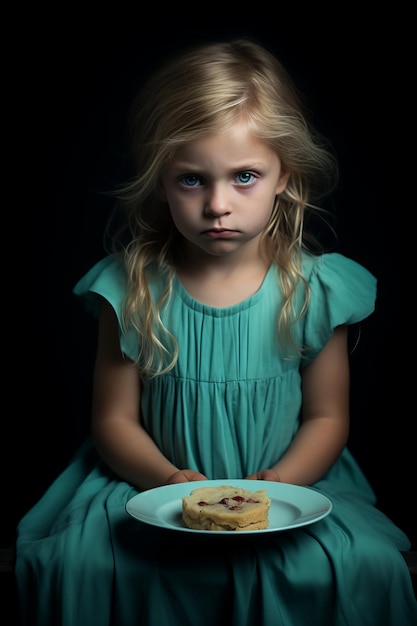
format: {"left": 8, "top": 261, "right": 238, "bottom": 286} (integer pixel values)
{"left": 176, "top": 256, "right": 270, "bottom": 308}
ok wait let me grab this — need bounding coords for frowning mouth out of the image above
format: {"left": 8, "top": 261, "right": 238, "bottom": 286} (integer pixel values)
{"left": 202, "top": 229, "right": 238, "bottom": 239}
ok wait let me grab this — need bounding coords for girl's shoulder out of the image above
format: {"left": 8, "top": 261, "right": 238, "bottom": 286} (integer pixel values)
{"left": 72, "top": 254, "right": 168, "bottom": 317}
{"left": 72, "top": 254, "right": 127, "bottom": 318}
{"left": 301, "top": 250, "right": 377, "bottom": 318}
{"left": 301, "top": 250, "right": 376, "bottom": 286}
{"left": 299, "top": 251, "right": 377, "bottom": 363}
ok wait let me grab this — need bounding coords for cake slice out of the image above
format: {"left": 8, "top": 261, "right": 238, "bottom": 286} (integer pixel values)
{"left": 182, "top": 484, "right": 271, "bottom": 531}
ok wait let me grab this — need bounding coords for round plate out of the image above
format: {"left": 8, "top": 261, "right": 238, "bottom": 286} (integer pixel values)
{"left": 125, "top": 479, "right": 332, "bottom": 535}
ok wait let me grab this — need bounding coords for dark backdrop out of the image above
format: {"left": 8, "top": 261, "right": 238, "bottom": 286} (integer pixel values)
{"left": 6, "top": 16, "right": 413, "bottom": 549}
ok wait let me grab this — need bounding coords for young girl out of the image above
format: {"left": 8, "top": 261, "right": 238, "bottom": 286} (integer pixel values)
{"left": 16, "top": 37, "right": 417, "bottom": 625}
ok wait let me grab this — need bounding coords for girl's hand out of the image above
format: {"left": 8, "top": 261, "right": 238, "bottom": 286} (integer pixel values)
{"left": 165, "top": 469, "right": 208, "bottom": 485}
{"left": 245, "top": 469, "right": 281, "bottom": 482}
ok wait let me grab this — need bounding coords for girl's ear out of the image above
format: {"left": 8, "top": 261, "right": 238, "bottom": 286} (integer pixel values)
{"left": 276, "top": 169, "right": 290, "bottom": 195}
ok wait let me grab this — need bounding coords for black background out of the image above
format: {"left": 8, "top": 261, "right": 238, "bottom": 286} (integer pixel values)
{"left": 5, "top": 14, "right": 414, "bottom": 549}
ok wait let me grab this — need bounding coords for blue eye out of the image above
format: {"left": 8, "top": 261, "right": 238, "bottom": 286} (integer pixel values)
{"left": 237, "top": 172, "right": 255, "bottom": 185}
{"left": 180, "top": 174, "right": 202, "bottom": 187}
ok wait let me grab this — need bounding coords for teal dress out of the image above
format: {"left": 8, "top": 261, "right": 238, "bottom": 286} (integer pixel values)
{"left": 16, "top": 252, "right": 417, "bottom": 625}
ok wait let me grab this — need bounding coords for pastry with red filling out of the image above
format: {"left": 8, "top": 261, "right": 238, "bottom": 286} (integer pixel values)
{"left": 182, "top": 484, "right": 271, "bottom": 531}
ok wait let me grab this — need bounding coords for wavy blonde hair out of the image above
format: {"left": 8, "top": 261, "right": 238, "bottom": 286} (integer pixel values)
{"left": 107, "top": 37, "right": 339, "bottom": 377}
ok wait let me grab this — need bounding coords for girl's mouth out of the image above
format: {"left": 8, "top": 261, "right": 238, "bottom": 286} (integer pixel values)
{"left": 203, "top": 229, "right": 237, "bottom": 239}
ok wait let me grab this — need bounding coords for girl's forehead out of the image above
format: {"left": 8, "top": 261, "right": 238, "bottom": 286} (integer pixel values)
{"left": 174, "top": 121, "right": 269, "bottom": 155}
{"left": 166, "top": 126, "right": 280, "bottom": 172}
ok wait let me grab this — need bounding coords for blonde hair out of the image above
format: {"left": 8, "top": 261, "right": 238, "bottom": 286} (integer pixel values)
{"left": 108, "top": 37, "right": 339, "bottom": 377}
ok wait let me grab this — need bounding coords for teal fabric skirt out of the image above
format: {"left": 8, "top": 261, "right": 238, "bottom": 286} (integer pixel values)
{"left": 16, "top": 439, "right": 417, "bottom": 626}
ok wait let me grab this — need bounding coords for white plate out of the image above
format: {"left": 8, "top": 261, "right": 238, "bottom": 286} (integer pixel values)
{"left": 125, "top": 479, "right": 332, "bottom": 535}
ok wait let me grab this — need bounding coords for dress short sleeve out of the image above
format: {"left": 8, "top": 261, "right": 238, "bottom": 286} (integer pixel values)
{"left": 302, "top": 252, "right": 377, "bottom": 364}
{"left": 72, "top": 255, "right": 139, "bottom": 360}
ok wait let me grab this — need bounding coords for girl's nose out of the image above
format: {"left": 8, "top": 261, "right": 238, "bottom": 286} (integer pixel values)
{"left": 204, "top": 184, "right": 231, "bottom": 217}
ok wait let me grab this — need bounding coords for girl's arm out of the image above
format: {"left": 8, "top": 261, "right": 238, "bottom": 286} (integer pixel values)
{"left": 247, "top": 325, "right": 350, "bottom": 485}
{"left": 91, "top": 300, "right": 207, "bottom": 490}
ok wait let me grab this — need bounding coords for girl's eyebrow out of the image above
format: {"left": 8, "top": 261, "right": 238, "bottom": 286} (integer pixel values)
{"left": 168, "top": 161, "right": 267, "bottom": 171}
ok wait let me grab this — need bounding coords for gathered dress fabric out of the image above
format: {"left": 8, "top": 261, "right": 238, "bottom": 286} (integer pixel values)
{"left": 16, "top": 252, "right": 417, "bottom": 625}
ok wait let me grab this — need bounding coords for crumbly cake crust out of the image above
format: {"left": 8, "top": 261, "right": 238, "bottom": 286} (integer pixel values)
{"left": 182, "top": 485, "right": 271, "bottom": 531}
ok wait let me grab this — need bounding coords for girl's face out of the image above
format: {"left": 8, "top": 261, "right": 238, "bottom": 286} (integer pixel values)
{"left": 161, "top": 121, "right": 289, "bottom": 262}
